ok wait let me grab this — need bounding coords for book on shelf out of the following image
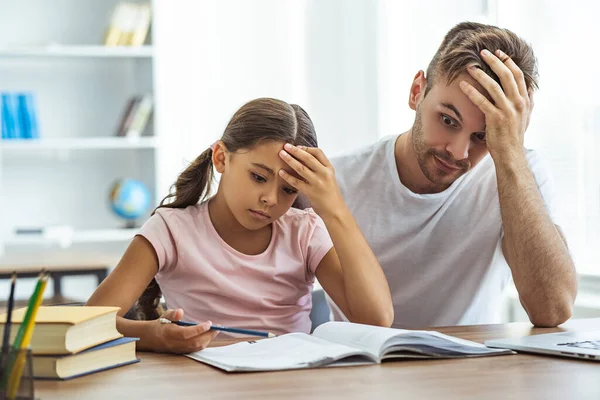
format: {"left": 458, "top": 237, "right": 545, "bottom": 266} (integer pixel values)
{"left": 1, "top": 92, "right": 20, "bottom": 139}
{"left": 1, "top": 92, "right": 39, "bottom": 140}
{"left": 0, "top": 306, "right": 122, "bottom": 355}
{"left": 130, "top": 3, "right": 152, "bottom": 46}
{"left": 34, "top": 337, "right": 139, "bottom": 380}
{"left": 186, "top": 321, "right": 514, "bottom": 372}
{"left": 115, "top": 94, "right": 153, "bottom": 138}
{"left": 104, "top": 2, "right": 152, "bottom": 47}
{"left": 16, "top": 93, "right": 40, "bottom": 139}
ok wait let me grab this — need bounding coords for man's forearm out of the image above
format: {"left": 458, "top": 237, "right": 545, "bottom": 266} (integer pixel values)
{"left": 496, "top": 151, "right": 577, "bottom": 327}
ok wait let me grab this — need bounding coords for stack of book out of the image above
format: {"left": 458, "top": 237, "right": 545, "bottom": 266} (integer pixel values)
{"left": 104, "top": 2, "right": 152, "bottom": 46}
{"left": 0, "top": 306, "right": 138, "bottom": 380}
{"left": 1, "top": 92, "right": 39, "bottom": 140}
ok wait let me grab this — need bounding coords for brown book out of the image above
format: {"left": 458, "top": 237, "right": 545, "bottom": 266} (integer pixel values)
{"left": 115, "top": 96, "right": 141, "bottom": 137}
{"left": 0, "top": 306, "right": 122, "bottom": 355}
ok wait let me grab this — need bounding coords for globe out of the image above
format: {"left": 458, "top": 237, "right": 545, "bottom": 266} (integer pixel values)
{"left": 109, "top": 179, "right": 151, "bottom": 226}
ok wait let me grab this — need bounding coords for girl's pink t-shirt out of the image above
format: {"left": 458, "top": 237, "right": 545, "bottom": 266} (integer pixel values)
{"left": 138, "top": 202, "right": 333, "bottom": 335}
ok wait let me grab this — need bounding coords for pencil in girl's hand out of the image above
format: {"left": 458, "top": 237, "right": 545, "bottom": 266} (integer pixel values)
{"left": 0, "top": 272, "right": 17, "bottom": 371}
{"left": 159, "top": 318, "right": 277, "bottom": 338}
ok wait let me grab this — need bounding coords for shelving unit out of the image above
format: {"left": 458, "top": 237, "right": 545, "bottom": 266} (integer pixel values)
{"left": 0, "top": 45, "right": 153, "bottom": 59}
{"left": 0, "top": 0, "right": 158, "bottom": 258}
{"left": 5, "top": 228, "right": 138, "bottom": 246}
{"left": 0, "top": 137, "right": 158, "bottom": 151}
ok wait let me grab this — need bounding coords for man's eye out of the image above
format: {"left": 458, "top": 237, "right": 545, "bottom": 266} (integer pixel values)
{"left": 441, "top": 114, "right": 457, "bottom": 127}
{"left": 474, "top": 132, "right": 487, "bottom": 142}
{"left": 252, "top": 173, "right": 266, "bottom": 183}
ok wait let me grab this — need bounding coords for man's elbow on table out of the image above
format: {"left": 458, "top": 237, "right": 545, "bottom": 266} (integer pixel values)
{"left": 525, "top": 297, "right": 574, "bottom": 328}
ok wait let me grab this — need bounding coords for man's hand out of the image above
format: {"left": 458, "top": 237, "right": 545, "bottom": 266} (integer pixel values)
{"left": 459, "top": 48, "right": 534, "bottom": 161}
{"left": 460, "top": 49, "right": 576, "bottom": 327}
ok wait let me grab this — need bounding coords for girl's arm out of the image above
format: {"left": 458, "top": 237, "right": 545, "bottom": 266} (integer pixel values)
{"left": 279, "top": 144, "right": 394, "bottom": 327}
{"left": 86, "top": 236, "right": 218, "bottom": 353}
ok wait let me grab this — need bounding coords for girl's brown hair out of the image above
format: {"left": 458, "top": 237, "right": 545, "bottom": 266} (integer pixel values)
{"left": 134, "top": 98, "right": 318, "bottom": 320}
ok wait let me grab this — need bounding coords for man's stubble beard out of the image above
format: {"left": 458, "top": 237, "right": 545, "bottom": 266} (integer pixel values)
{"left": 411, "top": 107, "right": 469, "bottom": 187}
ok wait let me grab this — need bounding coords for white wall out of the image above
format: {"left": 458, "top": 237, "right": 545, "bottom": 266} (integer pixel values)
{"left": 152, "top": 0, "right": 381, "bottom": 196}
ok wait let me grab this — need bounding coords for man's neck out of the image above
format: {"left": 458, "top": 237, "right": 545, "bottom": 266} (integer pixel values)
{"left": 394, "top": 131, "right": 448, "bottom": 194}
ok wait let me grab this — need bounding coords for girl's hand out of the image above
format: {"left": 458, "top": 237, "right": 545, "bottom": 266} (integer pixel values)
{"left": 150, "top": 308, "right": 219, "bottom": 354}
{"left": 278, "top": 143, "right": 345, "bottom": 220}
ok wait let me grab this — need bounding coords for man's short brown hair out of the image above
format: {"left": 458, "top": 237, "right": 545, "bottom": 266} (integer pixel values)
{"left": 425, "top": 22, "right": 539, "bottom": 96}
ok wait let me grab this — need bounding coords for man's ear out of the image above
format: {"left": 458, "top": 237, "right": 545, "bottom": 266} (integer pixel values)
{"left": 408, "top": 70, "right": 427, "bottom": 111}
{"left": 211, "top": 140, "right": 228, "bottom": 173}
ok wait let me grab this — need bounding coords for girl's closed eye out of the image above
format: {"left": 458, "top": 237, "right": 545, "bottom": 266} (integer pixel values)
{"left": 252, "top": 171, "right": 296, "bottom": 194}
{"left": 251, "top": 172, "right": 267, "bottom": 183}
{"left": 440, "top": 114, "right": 459, "bottom": 129}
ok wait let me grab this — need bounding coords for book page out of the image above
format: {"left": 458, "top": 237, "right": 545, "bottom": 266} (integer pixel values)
{"left": 312, "top": 322, "right": 513, "bottom": 360}
{"left": 185, "top": 332, "right": 375, "bottom": 372}
{"left": 380, "top": 331, "right": 513, "bottom": 358}
{"left": 313, "top": 322, "right": 411, "bottom": 359}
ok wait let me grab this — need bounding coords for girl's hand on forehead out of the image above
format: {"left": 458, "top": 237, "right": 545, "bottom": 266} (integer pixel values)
{"left": 278, "top": 144, "right": 345, "bottom": 220}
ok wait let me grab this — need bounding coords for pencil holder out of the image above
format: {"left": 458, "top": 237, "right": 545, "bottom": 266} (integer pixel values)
{"left": 0, "top": 347, "right": 35, "bottom": 400}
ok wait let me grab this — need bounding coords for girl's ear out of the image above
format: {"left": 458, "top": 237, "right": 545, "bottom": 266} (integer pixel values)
{"left": 211, "top": 140, "right": 228, "bottom": 173}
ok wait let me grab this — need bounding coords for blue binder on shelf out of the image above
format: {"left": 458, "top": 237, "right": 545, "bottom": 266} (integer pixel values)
{"left": 16, "top": 92, "right": 40, "bottom": 139}
{"left": 1, "top": 93, "right": 21, "bottom": 140}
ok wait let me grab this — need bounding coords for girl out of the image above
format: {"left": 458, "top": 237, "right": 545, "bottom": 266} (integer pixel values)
{"left": 87, "top": 98, "right": 393, "bottom": 353}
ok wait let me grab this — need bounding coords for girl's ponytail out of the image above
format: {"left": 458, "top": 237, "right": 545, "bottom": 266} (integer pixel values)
{"left": 155, "top": 147, "right": 215, "bottom": 213}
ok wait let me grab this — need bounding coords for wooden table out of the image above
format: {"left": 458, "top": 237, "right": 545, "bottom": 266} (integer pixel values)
{"left": 36, "top": 319, "right": 600, "bottom": 400}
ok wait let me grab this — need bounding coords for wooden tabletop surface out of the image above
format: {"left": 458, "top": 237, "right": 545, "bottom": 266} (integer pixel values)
{"left": 35, "top": 318, "right": 600, "bottom": 400}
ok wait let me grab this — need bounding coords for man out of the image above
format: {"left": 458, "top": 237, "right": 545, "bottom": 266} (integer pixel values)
{"left": 327, "top": 22, "right": 576, "bottom": 328}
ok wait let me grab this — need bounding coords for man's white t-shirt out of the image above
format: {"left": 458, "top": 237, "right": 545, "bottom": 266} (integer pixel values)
{"left": 328, "top": 135, "right": 558, "bottom": 328}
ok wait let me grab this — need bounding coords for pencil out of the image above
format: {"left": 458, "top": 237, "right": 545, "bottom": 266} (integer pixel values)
{"left": 5, "top": 271, "right": 48, "bottom": 398}
{"left": 1, "top": 272, "right": 17, "bottom": 359}
{"left": 0, "top": 270, "right": 44, "bottom": 391}
{"left": 10, "top": 270, "right": 46, "bottom": 351}
{"left": 158, "top": 318, "right": 277, "bottom": 338}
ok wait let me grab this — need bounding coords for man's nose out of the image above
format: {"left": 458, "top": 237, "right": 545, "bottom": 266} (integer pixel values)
{"left": 446, "top": 134, "right": 470, "bottom": 161}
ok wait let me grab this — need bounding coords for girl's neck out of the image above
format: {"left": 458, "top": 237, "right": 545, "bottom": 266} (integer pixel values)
{"left": 207, "top": 194, "right": 272, "bottom": 256}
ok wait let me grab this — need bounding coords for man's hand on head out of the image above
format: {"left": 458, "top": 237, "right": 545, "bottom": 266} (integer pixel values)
{"left": 458, "top": 48, "right": 534, "bottom": 163}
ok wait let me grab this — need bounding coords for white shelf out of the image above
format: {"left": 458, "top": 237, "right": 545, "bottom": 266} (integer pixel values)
{"left": 70, "top": 228, "right": 138, "bottom": 243}
{"left": 0, "top": 137, "right": 158, "bottom": 151}
{"left": 5, "top": 228, "right": 138, "bottom": 246}
{"left": 0, "top": 45, "right": 153, "bottom": 58}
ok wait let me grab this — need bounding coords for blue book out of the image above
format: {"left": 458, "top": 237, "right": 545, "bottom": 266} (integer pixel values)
{"left": 1, "top": 96, "right": 7, "bottom": 139}
{"left": 16, "top": 93, "right": 40, "bottom": 139}
{"left": 33, "top": 337, "right": 140, "bottom": 380}
{"left": 1, "top": 93, "right": 21, "bottom": 140}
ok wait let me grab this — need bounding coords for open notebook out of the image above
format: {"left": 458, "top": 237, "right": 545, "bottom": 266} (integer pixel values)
{"left": 185, "top": 321, "right": 514, "bottom": 372}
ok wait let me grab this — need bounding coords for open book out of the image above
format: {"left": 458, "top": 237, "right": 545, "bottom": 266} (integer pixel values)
{"left": 185, "top": 321, "right": 514, "bottom": 372}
